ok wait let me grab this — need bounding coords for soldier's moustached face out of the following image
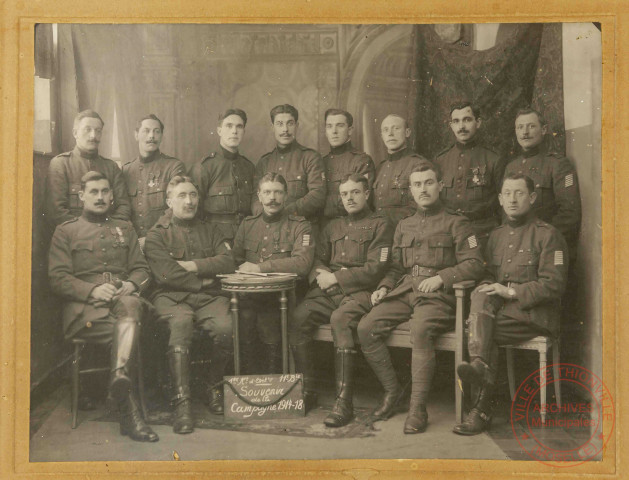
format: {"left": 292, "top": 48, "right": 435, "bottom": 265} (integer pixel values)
{"left": 273, "top": 113, "right": 298, "bottom": 147}
{"left": 410, "top": 169, "right": 443, "bottom": 209}
{"left": 499, "top": 178, "right": 537, "bottom": 220}
{"left": 167, "top": 182, "right": 199, "bottom": 220}
{"left": 515, "top": 112, "right": 548, "bottom": 151}
{"left": 135, "top": 118, "right": 163, "bottom": 157}
{"left": 325, "top": 114, "right": 353, "bottom": 148}
{"left": 258, "top": 180, "right": 287, "bottom": 216}
{"left": 73, "top": 117, "right": 103, "bottom": 154}
{"left": 380, "top": 115, "right": 411, "bottom": 153}
{"left": 339, "top": 179, "right": 369, "bottom": 215}
{"left": 450, "top": 106, "right": 481, "bottom": 144}
{"left": 79, "top": 178, "right": 113, "bottom": 215}
{"left": 218, "top": 114, "right": 245, "bottom": 151}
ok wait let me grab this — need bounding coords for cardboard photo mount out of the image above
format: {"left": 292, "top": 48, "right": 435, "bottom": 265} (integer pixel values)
{"left": 0, "top": 1, "right": 624, "bottom": 479}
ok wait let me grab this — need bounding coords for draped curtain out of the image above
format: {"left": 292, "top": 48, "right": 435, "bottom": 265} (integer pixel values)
{"left": 57, "top": 24, "right": 145, "bottom": 161}
{"left": 409, "top": 23, "right": 564, "bottom": 159}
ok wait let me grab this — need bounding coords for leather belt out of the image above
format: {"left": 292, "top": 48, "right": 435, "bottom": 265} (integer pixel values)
{"left": 411, "top": 265, "right": 436, "bottom": 277}
{"left": 506, "top": 282, "right": 521, "bottom": 288}
{"left": 81, "top": 272, "right": 127, "bottom": 285}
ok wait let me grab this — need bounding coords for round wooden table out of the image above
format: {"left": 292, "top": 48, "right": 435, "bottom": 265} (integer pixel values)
{"left": 220, "top": 274, "right": 297, "bottom": 375}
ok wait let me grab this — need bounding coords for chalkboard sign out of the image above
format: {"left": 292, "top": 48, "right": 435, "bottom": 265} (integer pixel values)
{"left": 223, "top": 374, "right": 305, "bottom": 420}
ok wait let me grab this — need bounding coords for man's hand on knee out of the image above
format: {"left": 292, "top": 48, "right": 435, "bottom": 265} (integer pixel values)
{"left": 112, "top": 281, "right": 137, "bottom": 300}
{"left": 417, "top": 275, "right": 444, "bottom": 293}
{"left": 90, "top": 283, "right": 117, "bottom": 303}
{"left": 371, "top": 287, "right": 389, "bottom": 306}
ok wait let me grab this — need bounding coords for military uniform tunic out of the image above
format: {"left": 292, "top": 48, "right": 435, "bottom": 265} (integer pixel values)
{"left": 322, "top": 142, "right": 375, "bottom": 220}
{"left": 252, "top": 141, "right": 326, "bottom": 221}
{"left": 373, "top": 147, "right": 428, "bottom": 226}
{"left": 45, "top": 146, "right": 131, "bottom": 225}
{"left": 190, "top": 146, "right": 256, "bottom": 241}
{"left": 122, "top": 151, "right": 185, "bottom": 238}
{"left": 504, "top": 146, "right": 581, "bottom": 247}
{"left": 144, "top": 210, "right": 236, "bottom": 348}
{"left": 233, "top": 210, "right": 315, "bottom": 344}
{"left": 48, "top": 212, "right": 150, "bottom": 340}
{"left": 471, "top": 212, "right": 568, "bottom": 339}
{"left": 291, "top": 208, "right": 393, "bottom": 347}
{"left": 357, "top": 201, "right": 485, "bottom": 350}
{"left": 435, "top": 139, "right": 506, "bottom": 241}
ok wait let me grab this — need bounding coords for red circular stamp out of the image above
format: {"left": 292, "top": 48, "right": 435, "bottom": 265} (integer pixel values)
{"left": 510, "top": 363, "right": 614, "bottom": 467}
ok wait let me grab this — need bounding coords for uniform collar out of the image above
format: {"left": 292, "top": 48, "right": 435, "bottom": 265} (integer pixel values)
{"left": 81, "top": 211, "right": 109, "bottom": 223}
{"left": 277, "top": 141, "right": 298, "bottom": 154}
{"left": 455, "top": 137, "right": 478, "bottom": 150}
{"left": 74, "top": 145, "right": 98, "bottom": 160}
{"left": 139, "top": 150, "right": 161, "bottom": 163}
{"left": 172, "top": 214, "right": 197, "bottom": 228}
{"left": 387, "top": 146, "right": 412, "bottom": 162}
{"left": 330, "top": 141, "right": 353, "bottom": 156}
{"left": 347, "top": 206, "right": 371, "bottom": 222}
{"left": 416, "top": 200, "right": 444, "bottom": 217}
{"left": 262, "top": 209, "right": 285, "bottom": 223}
{"left": 505, "top": 210, "right": 535, "bottom": 228}
{"left": 220, "top": 145, "right": 239, "bottom": 160}
{"left": 522, "top": 145, "right": 541, "bottom": 158}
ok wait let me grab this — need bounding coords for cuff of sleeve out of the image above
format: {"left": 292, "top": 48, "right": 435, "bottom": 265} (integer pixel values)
{"left": 512, "top": 284, "right": 533, "bottom": 308}
{"left": 377, "top": 279, "right": 394, "bottom": 291}
{"left": 193, "top": 258, "right": 213, "bottom": 277}
{"left": 128, "top": 273, "right": 150, "bottom": 295}
{"left": 437, "top": 268, "right": 455, "bottom": 290}
{"left": 79, "top": 282, "right": 99, "bottom": 302}
{"left": 259, "top": 262, "right": 272, "bottom": 274}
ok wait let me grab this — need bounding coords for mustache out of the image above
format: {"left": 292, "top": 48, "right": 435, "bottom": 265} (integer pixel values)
{"left": 458, "top": 129, "right": 469, "bottom": 134}
{"left": 264, "top": 201, "right": 280, "bottom": 206}
{"left": 94, "top": 201, "right": 107, "bottom": 206}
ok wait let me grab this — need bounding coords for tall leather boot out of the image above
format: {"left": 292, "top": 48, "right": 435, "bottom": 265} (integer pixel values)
{"left": 403, "top": 348, "right": 434, "bottom": 434}
{"left": 263, "top": 343, "right": 283, "bottom": 374}
{"left": 206, "top": 344, "right": 233, "bottom": 415}
{"left": 119, "top": 391, "right": 159, "bottom": 442}
{"left": 324, "top": 348, "right": 356, "bottom": 427}
{"left": 109, "top": 317, "right": 139, "bottom": 403}
{"left": 362, "top": 344, "right": 401, "bottom": 420}
{"left": 168, "top": 346, "right": 194, "bottom": 434}
{"left": 457, "top": 312, "right": 496, "bottom": 387}
{"left": 291, "top": 342, "right": 318, "bottom": 412}
{"left": 452, "top": 384, "right": 495, "bottom": 435}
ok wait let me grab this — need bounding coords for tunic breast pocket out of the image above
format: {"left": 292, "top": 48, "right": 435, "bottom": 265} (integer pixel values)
{"left": 68, "top": 183, "right": 83, "bottom": 209}
{"left": 346, "top": 230, "right": 373, "bottom": 263}
{"left": 286, "top": 175, "right": 307, "bottom": 200}
{"left": 427, "top": 234, "right": 454, "bottom": 267}
{"left": 71, "top": 239, "right": 94, "bottom": 264}
{"left": 391, "top": 178, "right": 411, "bottom": 206}
{"left": 207, "top": 185, "right": 236, "bottom": 213}
{"left": 441, "top": 175, "right": 456, "bottom": 199}
{"left": 146, "top": 183, "right": 167, "bottom": 211}
{"left": 399, "top": 234, "right": 416, "bottom": 267}
{"left": 516, "top": 250, "right": 540, "bottom": 282}
{"left": 466, "top": 172, "right": 489, "bottom": 201}
{"left": 531, "top": 174, "right": 553, "bottom": 207}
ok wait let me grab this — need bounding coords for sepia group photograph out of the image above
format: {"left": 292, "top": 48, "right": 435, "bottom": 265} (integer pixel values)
{"left": 1, "top": 1, "right": 624, "bottom": 479}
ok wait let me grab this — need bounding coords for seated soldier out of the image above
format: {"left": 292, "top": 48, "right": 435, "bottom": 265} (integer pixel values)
{"left": 357, "top": 162, "right": 485, "bottom": 434}
{"left": 233, "top": 173, "right": 315, "bottom": 374}
{"left": 291, "top": 173, "right": 393, "bottom": 424}
{"left": 144, "top": 176, "right": 236, "bottom": 434}
{"left": 48, "top": 171, "right": 158, "bottom": 442}
{"left": 453, "top": 173, "right": 568, "bottom": 436}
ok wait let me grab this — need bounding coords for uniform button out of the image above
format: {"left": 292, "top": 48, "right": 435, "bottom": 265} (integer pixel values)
{"left": 522, "top": 159, "right": 526, "bottom": 164}
{"left": 100, "top": 234, "right": 105, "bottom": 238}
{"left": 457, "top": 179, "right": 461, "bottom": 183}
{"left": 536, "top": 184, "right": 540, "bottom": 188}
{"left": 98, "top": 223, "right": 102, "bottom": 227}
{"left": 458, "top": 166, "right": 462, "bottom": 169}
{"left": 507, "top": 259, "right": 512, "bottom": 263}
{"left": 138, "top": 202, "right": 142, "bottom": 206}
{"left": 139, "top": 214, "right": 143, "bottom": 217}
{"left": 341, "top": 252, "right": 345, "bottom": 256}
{"left": 279, "top": 167, "right": 283, "bottom": 170}
{"left": 264, "top": 236, "right": 268, "bottom": 240}
{"left": 262, "top": 248, "right": 266, "bottom": 252}
{"left": 103, "top": 262, "right": 108, "bottom": 265}
{"left": 378, "top": 208, "right": 382, "bottom": 211}
{"left": 348, "top": 223, "right": 352, "bottom": 226}
{"left": 191, "top": 252, "right": 195, "bottom": 255}
{"left": 138, "top": 190, "right": 143, "bottom": 194}
{"left": 504, "top": 274, "right": 509, "bottom": 278}
{"left": 460, "top": 154, "right": 464, "bottom": 157}
{"left": 510, "top": 231, "right": 514, "bottom": 235}
{"left": 102, "top": 248, "right": 106, "bottom": 251}
{"left": 345, "top": 236, "right": 349, "bottom": 240}
{"left": 518, "top": 171, "right": 522, "bottom": 174}
{"left": 266, "top": 225, "right": 270, "bottom": 228}
{"left": 508, "top": 244, "right": 513, "bottom": 248}
{"left": 456, "top": 194, "right": 461, "bottom": 198}
{"left": 86, "top": 322, "right": 93, "bottom": 328}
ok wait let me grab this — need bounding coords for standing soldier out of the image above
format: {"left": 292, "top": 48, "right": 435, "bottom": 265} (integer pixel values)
{"left": 45, "top": 110, "right": 131, "bottom": 226}
{"left": 144, "top": 176, "right": 237, "bottom": 433}
{"left": 435, "top": 102, "right": 506, "bottom": 249}
{"left": 122, "top": 114, "right": 185, "bottom": 248}
{"left": 291, "top": 173, "right": 393, "bottom": 423}
{"left": 233, "top": 173, "right": 315, "bottom": 373}
{"left": 48, "top": 171, "right": 158, "bottom": 442}
{"left": 373, "top": 114, "right": 428, "bottom": 226}
{"left": 321, "top": 109, "right": 375, "bottom": 223}
{"left": 252, "top": 104, "right": 326, "bottom": 223}
{"left": 190, "top": 108, "right": 255, "bottom": 244}
{"left": 453, "top": 173, "right": 568, "bottom": 435}
{"left": 357, "top": 162, "right": 485, "bottom": 434}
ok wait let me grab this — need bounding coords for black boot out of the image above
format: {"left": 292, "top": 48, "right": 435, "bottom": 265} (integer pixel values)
{"left": 168, "top": 346, "right": 194, "bottom": 434}
{"left": 263, "top": 343, "right": 283, "bottom": 374}
{"left": 291, "top": 342, "right": 317, "bottom": 412}
{"left": 109, "top": 317, "right": 139, "bottom": 403}
{"left": 119, "top": 393, "right": 159, "bottom": 442}
{"left": 362, "top": 344, "right": 401, "bottom": 420}
{"left": 324, "top": 348, "right": 356, "bottom": 428}
{"left": 452, "top": 385, "right": 494, "bottom": 436}
{"left": 206, "top": 344, "right": 233, "bottom": 415}
{"left": 403, "top": 399, "right": 428, "bottom": 434}
{"left": 457, "top": 313, "right": 496, "bottom": 387}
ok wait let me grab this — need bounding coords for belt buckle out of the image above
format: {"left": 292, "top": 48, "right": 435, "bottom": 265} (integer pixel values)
{"left": 103, "top": 272, "right": 112, "bottom": 284}
{"left": 412, "top": 265, "right": 419, "bottom": 277}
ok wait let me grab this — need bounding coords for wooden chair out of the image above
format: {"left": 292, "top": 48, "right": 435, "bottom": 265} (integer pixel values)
{"left": 313, "top": 280, "right": 475, "bottom": 423}
{"left": 70, "top": 338, "right": 148, "bottom": 429}
{"left": 504, "top": 336, "right": 561, "bottom": 423}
